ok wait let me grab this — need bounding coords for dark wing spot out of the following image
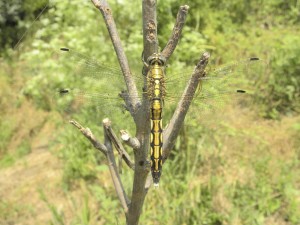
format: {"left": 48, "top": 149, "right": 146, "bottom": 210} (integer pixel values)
{"left": 60, "top": 47, "right": 69, "bottom": 51}
{"left": 59, "top": 89, "right": 69, "bottom": 94}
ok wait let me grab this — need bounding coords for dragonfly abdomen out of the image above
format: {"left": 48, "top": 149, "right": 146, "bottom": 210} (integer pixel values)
{"left": 147, "top": 55, "right": 166, "bottom": 187}
{"left": 150, "top": 100, "right": 163, "bottom": 186}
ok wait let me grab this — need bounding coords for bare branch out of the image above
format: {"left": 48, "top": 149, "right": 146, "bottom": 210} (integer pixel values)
{"left": 69, "top": 120, "right": 107, "bottom": 154}
{"left": 120, "top": 130, "right": 141, "bottom": 150}
{"left": 142, "top": 0, "right": 158, "bottom": 76}
{"left": 103, "top": 118, "right": 130, "bottom": 214}
{"left": 91, "top": 0, "right": 140, "bottom": 113}
{"left": 123, "top": 2, "right": 159, "bottom": 224}
{"left": 105, "top": 126, "right": 135, "bottom": 170}
{"left": 70, "top": 119, "right": 130, "bottom": 212}
{"left": 161, "top": 5, "right": 189, "bottom": 60}
{"left": 162, "top": 52, "right": 210, "bottom": 161}
{"left": 142, "top": 0, "right": 158, "bottom": 59}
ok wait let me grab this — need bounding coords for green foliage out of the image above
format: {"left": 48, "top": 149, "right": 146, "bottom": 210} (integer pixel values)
{"left": 2, "top": 0, "right": 300, "bottom": 224}
{"left": 90, "top": 184, "right": 125, "bottom": 224}
{"left": 141, "top": 165, "right": 226, "bottom": 224}
{"left": 0, "top": 200, "right": 24, "bottom": 223}
{"left": 56, "top": 128, "right": 99, "bottom": 188}
{"left": 231, "top": 160, "right": 281, "bottom": 223}
{"left": 15, "top": 0, "right": 300, "bottom": 119}
{"left": 255, "top": 34, "right": 300, "bottom": 118}
{"left": 137, "top": 125, "right": 300, "bottom": 224}
{"left": 39, "top": 189, "right": 65, "bottom": 225}
{"left": 0, "top": 154, "right": 16, "bottom": 169}
{"left": 16, "top": 139, "right": 31, "bottom": 157}
{"left": 0, "top": 0, "right": 49, "bottom": 52}
{"left": 40, "top": 187, "right": 100, "bottom": 225}
{"left": 0, "top": 119, "right": 14, "bottom": 153}
{"left": 0, "top": 139, "right": 31, "bottom": 168}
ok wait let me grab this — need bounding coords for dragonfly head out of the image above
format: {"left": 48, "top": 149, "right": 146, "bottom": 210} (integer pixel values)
{"left": 147, "top": 53, "right": 166, "bottom": 67}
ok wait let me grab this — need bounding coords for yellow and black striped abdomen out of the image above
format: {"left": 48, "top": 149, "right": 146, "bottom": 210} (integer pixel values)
{"left": 150, "top": 100, "right": 163, "bottom": 185}
{"left": 148, "top": 62, "right": 165, "bottom": 186}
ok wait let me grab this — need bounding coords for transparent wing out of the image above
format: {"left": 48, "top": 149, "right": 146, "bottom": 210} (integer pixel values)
{"left": 162, "top": 56, "right": 263, "bottom": 126}
{"left": 52, "top": 48, "right": 144, "bottom": 127}
{"left": 52, "top": 89, "right": 143, "bottom": 135}
{"left": 57, "top": 48, "right": 261, "bottom": 93}
{"left": 52, "top": 48, "right": 264, "bottom": 127}
{"left": 57, "top": 48, "right": 145, "bottom": 87}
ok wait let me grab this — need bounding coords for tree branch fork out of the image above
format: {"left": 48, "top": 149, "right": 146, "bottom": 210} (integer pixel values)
{"left": 69, "top": 1, "right": 210, "bottom": 224}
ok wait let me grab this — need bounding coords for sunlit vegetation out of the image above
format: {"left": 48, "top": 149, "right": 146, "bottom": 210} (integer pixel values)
{"left": 0, "top": 0, "right": 299, "bottom": 224}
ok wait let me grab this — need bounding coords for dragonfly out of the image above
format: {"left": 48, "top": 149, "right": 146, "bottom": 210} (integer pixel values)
{"left": 53, "top": 47, "right": 262, "bottom": 186}
{"left": 144, "top": 53, "right": 166, "bottom": 187}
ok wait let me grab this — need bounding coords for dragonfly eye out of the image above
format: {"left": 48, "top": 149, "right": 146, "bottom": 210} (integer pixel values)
{"left": 151, "top": 61, "right": 156, "bottom": 66}
{"left": 147, "top": 53, "right": 166, "bottom": 66}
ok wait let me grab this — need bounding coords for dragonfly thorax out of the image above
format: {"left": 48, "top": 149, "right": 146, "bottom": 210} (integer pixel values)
{"left": 147, "top": 58, "right": 166, "bottom": 100}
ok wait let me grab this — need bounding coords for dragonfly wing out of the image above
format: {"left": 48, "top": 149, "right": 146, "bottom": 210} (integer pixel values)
{"left": 53, "top": 88, "right": 143, "bottom": 129}
{"left": 163, "top": 57, "right": 263, "bottom": 127}
{"left": 52, "top": 48, "right": 144, "bottom": 127}
{"left": 58, "top": 48, "right": 145, "bottom": 88}
{"left": 165, "top": 57, "right": 264, "bottom": 89}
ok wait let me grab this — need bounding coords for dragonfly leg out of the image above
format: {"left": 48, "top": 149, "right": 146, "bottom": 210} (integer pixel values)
{"left": 141, "top": 50, "right": 149, "bottom": 68}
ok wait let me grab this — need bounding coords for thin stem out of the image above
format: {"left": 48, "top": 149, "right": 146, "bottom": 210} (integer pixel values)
{"left": 105, "top": 126, "right": 135, "bottom": 170}
{"left": 120, "top": 130, "right": 141, "bottom": 150}
{"left": 161, "top": 5, "right": 190, "bottom": 60}
{"left": 69, "top": 120, "right": 107, "bottom": 154}
{"left": 70, "top": 119, "right": 130, "bottom": 214}
{"left": 91, "top": 0, "right": 140, "bottom": 114}
{"left": 103, "top": 118, "right": 130, "bottom": 214}
{"left": 162, "top": 52, "right": 210, "bottom": 161}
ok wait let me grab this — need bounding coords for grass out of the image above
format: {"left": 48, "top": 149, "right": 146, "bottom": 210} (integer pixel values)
{"left": 1, "top": 54, "right": 299, "bottom": 224}
{"left": 1, "top": 1, "right": 300, "bottom": 223}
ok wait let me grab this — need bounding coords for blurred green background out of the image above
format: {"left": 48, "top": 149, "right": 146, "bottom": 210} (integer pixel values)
{"left": 0, "top": 0, "right": 299, "bottom": 224}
